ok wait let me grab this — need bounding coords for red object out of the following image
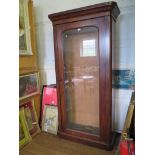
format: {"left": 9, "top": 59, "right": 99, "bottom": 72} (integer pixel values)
{"left": 40, "top": 86, "right": 58, "bottom": 126}
{"left": 41, "top": 86, "right": 57, "bottom": 116}
{"left": 42, "top": 87, "right": 57, "bottom": 106}
{"left": 120, "top": 140, "right": 135, "bottom": 155}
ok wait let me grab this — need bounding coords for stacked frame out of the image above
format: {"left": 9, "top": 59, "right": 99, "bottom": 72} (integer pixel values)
{"left": 19, "top": 72, "right": 40, "bottom": 100}
{"left": 19, "top": 108, "right": 32, "bottom": 149}
{"left": 20, "top": 99, "right": 40, "bottom": 137}
{"left": 42, "top": 105, "right": 58, "bottom": 135}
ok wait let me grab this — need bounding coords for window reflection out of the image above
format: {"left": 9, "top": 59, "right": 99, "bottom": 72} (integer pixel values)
{"left": 81, "top": 39, "right": 96, "bottom": 57}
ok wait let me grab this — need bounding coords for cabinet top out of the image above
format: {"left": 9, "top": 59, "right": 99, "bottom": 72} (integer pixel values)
{"left": 48, "top": 1, "right": 120, "bottom": 24}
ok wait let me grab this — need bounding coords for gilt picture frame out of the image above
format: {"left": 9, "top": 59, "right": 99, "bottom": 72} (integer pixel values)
{"left": 19, "top": 0, "right": 32, "bottom": 55}
{"left": 42, "top": 105, "right": 58, "bottom": 135}
{"left": 19, "top": 108, "right": 32, "bottom": 149}
{"left": 19, "top": 72, "right": 40, "bottom": 100}
{"left": 20, "top": 99, "right": 41, "bottom": 137}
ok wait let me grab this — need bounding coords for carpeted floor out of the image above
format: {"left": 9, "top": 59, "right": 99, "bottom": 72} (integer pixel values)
{"left": 20, "top": 132, "right": 119, "bottom": 155}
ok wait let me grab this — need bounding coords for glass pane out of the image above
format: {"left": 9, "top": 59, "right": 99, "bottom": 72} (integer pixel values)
{"left": 63, "top": 26, "right": 99, "bottom": 135}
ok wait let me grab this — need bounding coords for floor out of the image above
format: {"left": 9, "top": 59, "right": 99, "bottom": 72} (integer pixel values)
{"left": 20, "top": 132, "right": 119, "bottom": 155}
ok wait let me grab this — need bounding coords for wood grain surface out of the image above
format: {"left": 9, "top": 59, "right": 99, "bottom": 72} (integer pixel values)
{"left": 20, "top": 132, "right": 119, "bottom": 155}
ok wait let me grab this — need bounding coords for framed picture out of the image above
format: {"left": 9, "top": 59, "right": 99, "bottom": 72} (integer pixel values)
{"left": 40, "top": 84, "right": 57, "bottom": 125}
{"left": 19, "top": 72, "right": 40, "bottom": 100}
{"left": 112, "top": 69, "right": 135, "bottom": 89}
{"left": 121, "top": 92, "right": 135, "bottom": 140}
{"left": 19, "top": 108, "right": 32, "bottom": 149}
{"left": 42, "top": 105, "right": 58, "bottom": 135}
{"left": 20, "top": 99, "right": 40, "bottom": 137}
{"left": 19, "top": 0, "right": 32, "bottom": 55}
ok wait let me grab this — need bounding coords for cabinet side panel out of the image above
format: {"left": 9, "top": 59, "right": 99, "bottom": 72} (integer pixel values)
{"left": 112, "top": 18, "right": 116, "bottom": 131}
{"left": 53, "top": 25, "right": 63, "bottom": 132}
{"left": 99, "top": 16, "right": 112, "bottom": 144}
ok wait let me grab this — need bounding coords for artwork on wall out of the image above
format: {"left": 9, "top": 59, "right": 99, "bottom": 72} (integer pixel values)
{"left": 19, "top": 72, "right": 40, "bottom": 100}
{"left": 19, "top": 108, "right": 32, "bottom": 149}
{"left": 20, "top": 99, "right": 40, "bottom": 137}
{"left": 42, "top": 105, "right": 58, "bottom": 135}
{"left": 19, "top": 0, "right": 32, "bottom": 55}
{"left": 112, "top": 69, "right": 135, "bottom": 89}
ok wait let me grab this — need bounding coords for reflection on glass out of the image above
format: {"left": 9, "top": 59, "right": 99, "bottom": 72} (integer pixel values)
{"left": 63, "top": 26, "right": 99, "bottom": 135}
{"left": 81, "top": 39, "right": 96, "bottom": 57}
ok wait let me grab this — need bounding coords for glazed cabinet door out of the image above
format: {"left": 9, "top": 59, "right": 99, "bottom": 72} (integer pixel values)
{"left": 54, "top": 17, "right": 111, "bottom": 141}
{"left": 63, "top": 26, "right": 100, "bottom": 136}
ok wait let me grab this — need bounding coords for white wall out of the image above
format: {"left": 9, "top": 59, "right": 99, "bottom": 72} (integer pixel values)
{"left": 33, "top": 0, "right": 135, "bottom": 132}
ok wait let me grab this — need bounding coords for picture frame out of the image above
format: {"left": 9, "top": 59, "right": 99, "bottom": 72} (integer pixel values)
{"left": 40, "top": 84, "right": 57, "bottom": 125}
{"left": 20, "top": 99, "right": 41, "bottom": 137}
{"left": 19, "top": 72, "right": 40, "bottom": 100}
{"left": 19, "top": 108, "right": 32, "bottom": 149}
{"left": 42, "top": 105, "right": 58, "bottom": 135}
{"left": 19, "top": 0, "right": 32, "bottom": 55}
{"left": 121, "top": 92, "right": 135, "bottom": 140}
{"left": 112, "top": 69, "right": 135, "bottom": 89}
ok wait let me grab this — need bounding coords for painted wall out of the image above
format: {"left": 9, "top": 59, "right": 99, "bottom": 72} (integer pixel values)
{"left": 33, "top": 0, "right": 135, "bottom": 132}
